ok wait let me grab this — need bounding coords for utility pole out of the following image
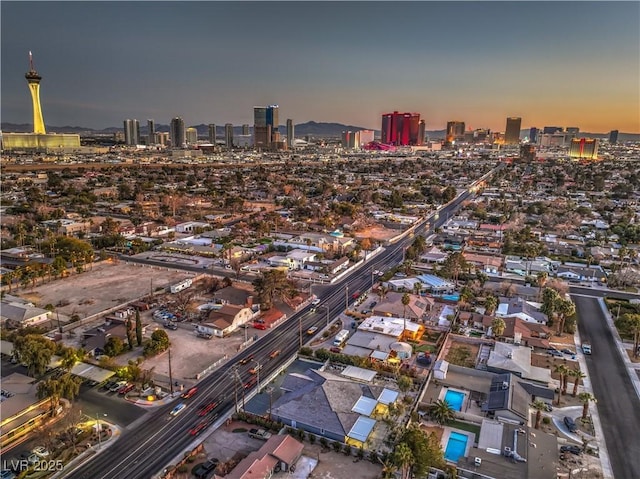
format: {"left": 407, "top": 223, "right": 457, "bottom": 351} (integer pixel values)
{"left": 267, "top": 387, "right": 274, "bottom": 421}
{"left": 229, "top": 367, "right": 239, "bottom": 412}
{"left": 253, "top": 359, "right": 261, "bottom": 392}
{"left": 345, "top": 286, "right": 349, "bottom": 311}
{"left": 168, "top": 347, "right": 174, "bottom": 395}
{"left": 299, "top": 315, "right": 303, "bottom": 349}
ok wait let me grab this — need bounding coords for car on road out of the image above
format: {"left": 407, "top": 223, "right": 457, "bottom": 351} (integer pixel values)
{"left": 248, "top": 428, "right": 272, "bottom": 440}
{"left": 560, "top": 445, "right": 582, "bottom": 455}
{"left": 269, "top": 349, "right": 281, "bottom": 359}
{"left": 306, "top": 326, "right": 319, "bottom": 335}
{"left": 239, "top": 354, "right": 254, "bottom": 365}
{"left": 563, "top": 416, "right": 578, "bottom": 433}
{"left": 170, "top": 403, "right": 186, "bottom": 416}
{"left": 582, "top": 343, "right": 592, "bottom": 355}
{"left": 193, "top": 459, "right": 219, "bottom": 479}
{"left": 311, "top": 298, "right": 320, "bottom": 306}
{"left": 181, "top": 387, "right": 198, "bottom": 399}
{"left": 198, "top": 401, "right": 219, "bottom": 417}
{"left": 244, "top": 377, "right": 257, "bottom": 389}
{"left": 249, "top": 364, "right": 262, "bottom": 375}
{"left": 189, "top": 420, "right": 211, "bottom": 436}
{"left": 31, "top": 446, "right": 49, "bottom": 458}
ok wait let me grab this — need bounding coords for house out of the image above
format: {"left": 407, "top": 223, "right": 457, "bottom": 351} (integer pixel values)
{"left": 372, "top": 292, "right": 433, "bottom": 322}
{"left": 482, "top": 316, "right": 551, "bottom": 349}
{"left": 0, "top": 301, "right": 51, "bottom": 328}
{"left": 218, "top": 435, "right": 304, "bottom": 479}
{"left": 81, "top": 321, "right": 131, "bottom": 356}
{"left": 486, "top": 343, "right": 551, "bottom": 385}
{"left": 481, "top": 373, "right": 533, "bottom": 423}
{"left": 495, "top": 297, "right": 548, "bottom": 324}
{"left": 328, "top": 256, "right": 350, "bottom": 274}
{"left": 201, "top": 305, "right": 255, "bottom": 337}
{"left": 270, "top": 368, "right": 396, "bottom": 448}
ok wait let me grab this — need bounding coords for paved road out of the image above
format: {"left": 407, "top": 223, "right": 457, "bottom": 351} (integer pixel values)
{"left": 572, "top": 295, "right": 640, "bottom": 479}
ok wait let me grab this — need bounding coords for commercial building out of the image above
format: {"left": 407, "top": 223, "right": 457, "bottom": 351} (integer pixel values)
{"left": 208, "top": 123, "right": 217, "bottom": 143}
{"left": 254, "top": 104, "right": 280, "bottom": 150}
{"left": 225, "top": 123, "right": 234, "bottom": 149}
{"left": 569, "top": 138, "right": 599, "bottom": 160}
{"left": 147, "top": 119, "right": 155, "bottom": 145}
{"left": 381, "top": 111, "right": 423, "bottom": 146}
{"left": 123, "top": 119, "right": 140, "bottom": 146}
{"left": 543, "top": 126, "right": 563, "bottom": 134}
{"left": 528, "top": 127, "right": 538, "bottom": 143}
{"left": 185, "top": 127, "right": 198, "bottom": 145}
{"left": 609, "top": 130, "right": 619, "bottom": 144}
{"left": 286, "top": 119, "right": 294, "bottom": 149}
{"left": 538, "top": 132, "right": 574, "bottom": 147}
{"left": 504, "top": 117, "right": 522, "bottom": 145}
{"left": 2, "top": 52, "right": 80, "bottom": 152}
{"left": 170, "top": 117, "right": 185, "bottom": 148}
{"left": 446, "top": 121, "right": 466, "bottom": 146}
{"left": 242, "top": 124, "right": 250, "bottom": 135}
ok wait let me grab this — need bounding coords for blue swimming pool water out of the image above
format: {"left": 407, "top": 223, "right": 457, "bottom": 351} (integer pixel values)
{"left": 441, "top": 294, "right": 460, "bottom": 302}
{"left": 445, "top": 432, "right": 468, "bottom": 462}
{"left": 444, "top": 389, "right": 465, "bottom": 411}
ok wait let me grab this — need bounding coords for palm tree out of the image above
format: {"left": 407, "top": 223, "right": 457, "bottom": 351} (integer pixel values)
{"left": 555, "top": 298, "right": 576, "bottom": 336}
{"left": 570, "top": 368, "right": 586, "bottom": 397}
{"left": 485, "top": 296, "right": 498, "bottom": 316}
{"left": 553, "top": 364, "right": 568, "bottom": 403}
{"left": 429, "top": 399, "right": 455, "bottom": 425}
{"left": 578, "top": 392, "right": 596, "bottom": 420}
{"left": 413, "top": 282, "right": 423, "bottom": 297}
{"left": 491, "top": 317, "right": 506, "bottom": 338}
{"left": 401, "top": 293, "right": 411, "bottom": 339}
{"left": 532, "top": 399, "right": 546, "bottom": 429}
{"left": 536, "top": 271, "right": 548, "bottom": 300}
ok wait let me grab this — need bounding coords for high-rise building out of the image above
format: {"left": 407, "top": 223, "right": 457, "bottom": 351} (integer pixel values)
{"left": 25, "top": 51, "right": 46, "bottom": 134}
{"left": 565, "top": 127, "right": 580, "bottom": 135}
{"left": 529, "top": 127, "right": 539, "bottom": 144}
{"left": 286, "top": 119, "right": 294, "bottom": 149}
{"left": 147, "top": 119, "right": 155, "bottom": 146}
{"left": 569, "top": 138, "right": 599, "bottom": 159}
{"left": 609, "top": 130, "right": 619, "bottom": 144}
{"left": 543, "top": 126, "right": 563, "bottom": 134}
{"left": 381, "top": 111, "right": 422, "bottom": 146}
{"left": 156, "top": 132, "right": 169, "bottom": 146}
{"left": 225, "top": 123, "right": 234, "bottom": 149}
{"left": 359, "top": 130, "right": 375, "bottom": 146}
{"left": 418, "top": 120, "right": 426, "bottom": 146}
{"left": 341, "top": 131, "right": 354, "bottom": 149}
{"left": 242, "top": 124, "right": 250, "bottom": 135}
{"left": 446, "top": 121, "right": 466, "bottom": 146}
{"left": 208, "top": 124, "right": 216, "bottom": 144}
{"left": 253, "top": 105, "right": 279, "bottom": 149}
{"left": 170, "top": 117, "right": 185, "bottom": 148}
{"left": 185, "top": 127, "right": 198, "bottom": 145}
{"left": 123, "top": 119, "right": 139, "bottom": 146}
{"left": 504, "top": 117, "right": 522, "bottom": 145}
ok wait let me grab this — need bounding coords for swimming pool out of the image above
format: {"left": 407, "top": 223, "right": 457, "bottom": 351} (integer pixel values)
{"left": 444, "top": 431, "right": 468, "bottom": 462}
{"left": 441, "top": 294, "right": 460, "bottom": 302}
{"left": 444, "top": 389, "right": 465, "bottom": 411}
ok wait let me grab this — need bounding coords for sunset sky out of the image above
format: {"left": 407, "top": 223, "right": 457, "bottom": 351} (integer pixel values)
{"left": 2, "top": 1, "right": 639, "bottom": 132}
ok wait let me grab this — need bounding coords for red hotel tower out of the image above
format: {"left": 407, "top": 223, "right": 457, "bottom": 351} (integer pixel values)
{"left": 381, "top": 111, "right": 423, "bottom": 146}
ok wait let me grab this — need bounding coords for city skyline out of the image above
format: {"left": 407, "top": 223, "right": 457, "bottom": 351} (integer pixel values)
{"left": 1, "top": 1, "right": 639, "bottom": 133}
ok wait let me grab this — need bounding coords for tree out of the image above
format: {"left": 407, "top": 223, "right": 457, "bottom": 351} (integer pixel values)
{"left": 37, "top": 373, "right": 82, "bottom": 408}
{"left": 13, "top": 334, "right": 57, "bottom": 377}
{"left": 555, "top": 298, "right": 576, "bottom": 336}
{"left": 391, "top": 442, "right": 415, "bottom": 479}
{"left": 429, "top": 399, "right": 455, "bottom": 425}
{"left": 252, "top": 269, "right": 294, "bottom": 310}
{"left": 144, "top": 329, "right": 170, "bottom": 357}
{"left": 398, "top": 424, "right": 445, "bottom": 478}
{"left": 60, "top": 346, "right": 79, "bottom": 372}
{"left": 570, "top": 368, "right": 586, "bottom": 397}
{"left": 440, "top": 252, "right": 468, "bottom": 284}
{"left": 401, "top": 292, "right": 411, "bottom": 320}
{"left": 532, "top": 399, "right": 546, "bottom": 429}
{"left": 485, "top": 295, "right": 498, "bottom": 316}
{"left": 103, "top": 337, "right": 125, "bottom": 357}
{"left": 126, "top": 317, "right": 135, "bottom": 350}
{"left": 578, "top": 392, "right": 596, "bottom": 419}
{"left": 540, "top": 288, "right": 560, "bottom": 326}
{"left": 617, "top": 313, "right": 640, "bottom": 358}
{"left": 553, "top": 364, "right": 569, "bottom": 401}
{"left": 135, "top": 310, "right": 143, "bottom": 346}
{"left": 536, "top": 271, "right": 548, "bottom": 300}
{"left": 491, "top": 317, "right": 506, "bottom": 338}
{"left": 397, "top": 375, "right": 413, "bottom": 393}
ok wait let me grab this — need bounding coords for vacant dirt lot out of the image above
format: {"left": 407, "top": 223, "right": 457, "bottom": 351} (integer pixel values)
{"left": 17, "top": 260, "right": 194, "bottom": 319}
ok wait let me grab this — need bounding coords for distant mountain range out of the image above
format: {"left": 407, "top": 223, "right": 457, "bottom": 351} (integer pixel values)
{"left": 1, "top": 121, "right": 638, "bottom": 142}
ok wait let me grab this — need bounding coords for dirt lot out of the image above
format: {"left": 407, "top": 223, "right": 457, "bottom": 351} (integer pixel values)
{"left": 353, "top": 225, "right": 402, "bottom": 242}
{"left": 17, "top": 260, "right": 194, "bottom": 320}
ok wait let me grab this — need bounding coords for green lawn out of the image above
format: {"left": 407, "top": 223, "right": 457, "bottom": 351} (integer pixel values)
{"left": 450, "top": 420, "right": 481, "bottom": 437}
{"left": 414, "top": 343, "right": 436, "bottom": 353}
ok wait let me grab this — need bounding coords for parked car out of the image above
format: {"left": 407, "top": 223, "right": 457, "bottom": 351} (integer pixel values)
{"left": 248, "top": 428, "right": 272, "bottom": 440}
{"left": 31, "top": 446, "right": 49, "bottom": 459}
{"left": 563, "top": 416, "right": 578, "bottom": 433}
{"left": 560, "top": 445, "right": 582, "bottom": 455}
{"left": 193, "top": 459, "right": 219, "bottom": 479}
{"left": 118, "top": 383, "right": 135, "bottom": 395}
{"left": 164, "top": 322, "right": 178, "bottom": 330}
{"left": 253, "top": 322, "right": 267, "bottom": 330}
{"left": 109, "top": 381, "right": 127, "bottom": 392}
{"left": 330, "top": 346, "right": 342, "bottom": 353}
{"left": 548, "top": 349, "right": 563, "bottom": 357}
{"left": 544, "top": 403, "right": 553, "bottom": 412}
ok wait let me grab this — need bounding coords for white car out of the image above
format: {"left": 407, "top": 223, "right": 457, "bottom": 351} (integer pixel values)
{"left": 170, "top": 403, "right": 186, "bottom": 416}
{"left": 32, "top": 446, "right": 49, "bottom": 459}
{"left": 311, "top": 299, "right": 320, "bottom": 306}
